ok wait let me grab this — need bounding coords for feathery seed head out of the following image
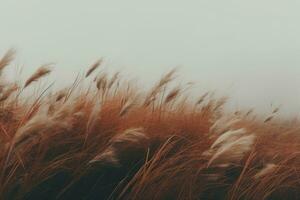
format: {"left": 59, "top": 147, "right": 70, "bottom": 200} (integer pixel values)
{"left": 24, "top": 65, "right": 52, "bottom": 88}
{"left": 86, "top": 59, "right": 103, "bottom": 78}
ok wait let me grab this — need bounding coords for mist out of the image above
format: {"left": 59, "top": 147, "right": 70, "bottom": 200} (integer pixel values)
{"left": 1, "top": 0, "right": 300, "bottom": 116}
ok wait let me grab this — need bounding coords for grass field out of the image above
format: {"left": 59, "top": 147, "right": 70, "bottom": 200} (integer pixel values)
{"left": 0, "top": 50, "right": 299, "bottom": 200}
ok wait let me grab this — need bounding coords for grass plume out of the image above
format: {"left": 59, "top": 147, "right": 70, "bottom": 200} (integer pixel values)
{"left": 24, "top": 65, "right": 52, "bottom": 88}
{"left": 85, "top": 59, "right": 103, "bottom": 78}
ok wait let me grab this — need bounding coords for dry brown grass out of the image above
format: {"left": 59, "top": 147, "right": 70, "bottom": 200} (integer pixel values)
{"left": 0, "top": 50, "right": 299, "bottom": 200}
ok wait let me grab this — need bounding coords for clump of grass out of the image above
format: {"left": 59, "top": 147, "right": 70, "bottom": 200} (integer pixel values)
{"left": 0, "top": 51, "right": 299, "bottom": 200}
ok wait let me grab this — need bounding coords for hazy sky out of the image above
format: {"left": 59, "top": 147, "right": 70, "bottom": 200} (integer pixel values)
{"left": 1, "top": 0, "right": 300, "bottom": 115}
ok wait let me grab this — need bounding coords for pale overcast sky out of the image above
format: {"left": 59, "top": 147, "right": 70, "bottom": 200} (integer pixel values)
{"left": 1, "top": 0, "right": 300, "bottom": 115}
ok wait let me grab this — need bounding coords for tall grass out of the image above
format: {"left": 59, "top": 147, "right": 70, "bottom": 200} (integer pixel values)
{"left": 0, "top": 50, "right": 299, "bottom": 200}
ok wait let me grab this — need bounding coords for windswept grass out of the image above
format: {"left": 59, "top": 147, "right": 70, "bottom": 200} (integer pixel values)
{"left": 0, "top": 50, "right": 299, "bottom": 200}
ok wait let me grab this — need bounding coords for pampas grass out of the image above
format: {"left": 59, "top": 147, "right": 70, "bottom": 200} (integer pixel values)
{"left": 0, "top": 51, "right": 300, "bottom": 199}
{"left": 85, "top": 59, "right": 102, "bottom": 78}
{"left": 164, "top": 86, "right": 181, "bottom": 104}
{"left": 210, "top": 128, "right": 247, "bottom": 149}
{"left": 264, "top": 115, "right": 274, "bottom": 123}
{"left": 89, "top": 128, "right": 149, "bottom": 167}
{"left": 144, "top": 69, "right": 177, "bottom": 107}
{"left": 0, "top": 49, "right": 15, "bottom": 73}
{"left": 24, "top": 65, "right": 52, "bottom": 88}
{"left": 0, "top": 84, "right": 18, "bottom": 102}
{"left": 254, "top": 163, "right": 277, "bottom": 179}
{"left": 207, "top": 134, "right": 256, "bottom": 167}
